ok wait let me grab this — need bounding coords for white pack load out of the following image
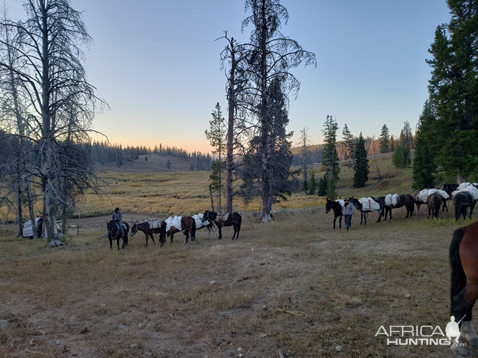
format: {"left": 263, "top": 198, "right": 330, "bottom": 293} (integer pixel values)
{"left": 358, "top": 197, "right": 380, "bottom": 211}
{"left": 165, "top": 216, "right": 182, "bottom": 232}
{"left": 192, "top": 213, "right": 206, "bottom": 230}
{"left": 452, "top": 183, "right": 478, "bottom": 201}
{"left": 148, "top": 219, "right": 162, "bottom": 229}
{"left": 392, "top": 193, "right": 399, "bottom": 206}
{"left": 385, "top": 194, "right": 393, "bottom": 207}
{"left": 384, "top": 194, "right": 399, "bottom": 207}
{"left": 335, "top": 199, "right": 345, "bottom": 214}
{"left": 417, "top": 189, "right": 449, "bottom": 203}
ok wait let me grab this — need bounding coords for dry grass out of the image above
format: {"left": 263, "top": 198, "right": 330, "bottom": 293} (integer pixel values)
{"left": 0, "top": 206, "right": 475, "bottom": 357}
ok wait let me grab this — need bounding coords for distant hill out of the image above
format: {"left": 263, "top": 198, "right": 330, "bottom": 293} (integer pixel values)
{"left": 95, "top": 154, "right": 208, "bottom": 173}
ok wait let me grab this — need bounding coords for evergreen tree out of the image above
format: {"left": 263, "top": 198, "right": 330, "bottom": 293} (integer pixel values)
{"left": 205, "top": 103, "right": 227, "bottom": 210}
{"left": 389, "top": 135, "right": 396, "bottom": 152}
{"left": 379, "top": 124, "right": 389, "bottom": 153}
{"left": 308, "top": 172, "right": 317, "bottom": 195}
{"left": 392, "top": 145, "right": 411, "bottom": 168}
{"left": 342, "top": 124, "right": 355, "bottom": 165}
{"left": 318, "top": 175, "right": 328, "bottom": 196}
{"left": 399, "top": 121, "right": 413, "bottom": 149}
{"left": 426, "top": 0, "right": 478, "bottom": 179}
{"left": 326, "top": 175, "right": 337, "bottom": 199}
{"left": 353, "top": 133, "right": 369, "bottom": 188}
{"left": 322, "top": 115, "right": 340, "bottom": 181}
{"left": 412, "top": 101, "right": 437, "bottom": 189}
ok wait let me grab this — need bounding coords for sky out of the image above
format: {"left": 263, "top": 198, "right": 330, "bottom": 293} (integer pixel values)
{"left": 7, "top": 0, "right": 452, "bottom": 153}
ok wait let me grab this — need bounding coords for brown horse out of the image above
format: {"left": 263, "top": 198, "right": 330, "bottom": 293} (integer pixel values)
{"left": 427, "top": 192, "right": 442, "bottom": 218}
{"left": 131, "top": 221, "right": 166, "bottom": 246}
{"left": 166, "top": 216, "right": 196, "bottom": 243}
{"left": 449, "top": 220, "right": 478, "bottom": 355}
{"left": 377, "top": 194, "right": 415, "bottom": 220}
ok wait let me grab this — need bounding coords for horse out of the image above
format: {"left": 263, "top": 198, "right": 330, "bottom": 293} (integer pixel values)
{"left": 454, "top": 191, "right": 476, "bottom": 221}
{"left": 325, "top": 198, "right": 343, "bottom": 229}
{"left": 350, "top": 197, "right": 382, "bottom": 225}
{"left": 203, "top": 211, "right": 242, "bottom": 240}
{"left": 166, "top": 216, "right": 196, "bottom": 243}
{"left": 443, "top": 183, "right": 460, "bottom": 212}
{"left": 449, "top": 220, "right": 478, "bottom": 356}
{"left": 106, "top": 220, "right": 130, "bottom": 250}
{"left": 427, "top": 192, "right": 442, "bottom": 218}
{"left": 131, "top": 221, "right": 166, "bottom": 246}
{"left": 414, "top": 189, "right": 449, "bottom": 215}
{"left": 375, "top": 194, "right": 415, "bottom": 220}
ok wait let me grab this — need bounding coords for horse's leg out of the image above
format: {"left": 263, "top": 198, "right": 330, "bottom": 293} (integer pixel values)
{"left": 390, "top": 207, "right": 393, "bottom": 220}
{"left": 338, "top": 216, "right": 342, "bottom": 229}
{"left": 109, "top": 238, "right": 112, "bottom": 249}
{"left": 217, "top": 224, "right": 223, "bottom": 240}
{"left": 117, "top": 238, "right": 120, "bottom": 250}
{"left": 333, "top": 216, "right": 336, "bottom": 229}
{"left": 376, "top": 210, "right": 382, "bottom": 223}
{"left": 470, "top": 202, "right": 476, "bottom": 220}
{"left": 184, "top": 231, "right": 189, "bottom": 244}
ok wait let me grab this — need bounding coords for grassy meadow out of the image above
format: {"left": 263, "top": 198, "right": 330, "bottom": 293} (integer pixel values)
{"left": 0, "top": 153, "right": 475, "bottom": 357}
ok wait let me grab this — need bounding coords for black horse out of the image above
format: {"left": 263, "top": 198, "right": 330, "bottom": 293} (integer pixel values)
{"left": 325, "top": 198, "right": 343, "bottom": 229}
{"left": 351, "top": 197, "right": 382, "bottom": 225}
{"left": 106, "top": 220, "right": 130, "bottom": 249}
{"left": 203, "top": 211, "right": 242, "bottom": 240}
{"left": 454, "top": 191, "right": 476, "bottom": 220}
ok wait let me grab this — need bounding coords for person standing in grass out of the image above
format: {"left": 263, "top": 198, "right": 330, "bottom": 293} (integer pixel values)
{"left": 112, "top": 207, "right": 124, "bottom": 236}
{"left": 344, "top": 198, "right": 354, "bottom": 231}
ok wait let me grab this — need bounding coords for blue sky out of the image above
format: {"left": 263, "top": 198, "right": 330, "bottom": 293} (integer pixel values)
{"left": 7, "top": 0, "right": 451, "bottom": 153}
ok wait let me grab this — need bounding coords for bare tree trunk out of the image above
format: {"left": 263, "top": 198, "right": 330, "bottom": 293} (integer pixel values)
{"left": 226, "top": 86, "right": 235, "bottom": 213}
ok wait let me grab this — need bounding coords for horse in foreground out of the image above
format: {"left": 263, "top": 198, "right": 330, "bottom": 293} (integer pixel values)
{"left": 106, "top": 220, "right": 130, "bottom": 250}
{"left": 203, "top": 211, "right": 242, "bottom": 240}
{"left": 350, "top": 197, "right": 382, "bottom": 224}
{"left": 449, "top": 220, "right": 478, "bottom": 356}
{"left": 131, "top": 220, "right": 166, "bottom": 246}
{"left": 166, "top": 216, "right": 196, "bottom": 243}
{"left": 325, "top": 198, "right": 343, "bottom": 229}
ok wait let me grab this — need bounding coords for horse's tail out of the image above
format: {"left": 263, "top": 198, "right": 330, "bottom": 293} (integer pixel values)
{"left": 450, "top": 226, "right": 466, "bottom": 315}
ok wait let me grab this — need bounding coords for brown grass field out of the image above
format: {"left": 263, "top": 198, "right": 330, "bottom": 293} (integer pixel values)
{"left": 0, "top": 153, "right": 476, "bottom": 357}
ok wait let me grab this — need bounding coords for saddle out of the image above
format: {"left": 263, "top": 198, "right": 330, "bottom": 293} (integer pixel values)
{"left": 148, "top": 220, "right": 162, "bottom": 229}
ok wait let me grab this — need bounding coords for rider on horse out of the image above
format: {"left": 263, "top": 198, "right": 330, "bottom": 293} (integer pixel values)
{"left": 112, "top": 207, "right": 124, "bottom": 236}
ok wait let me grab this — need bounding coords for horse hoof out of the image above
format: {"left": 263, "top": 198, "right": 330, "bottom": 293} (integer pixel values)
{"left": 451, "top": 344, "right": 469, "bottom": 356}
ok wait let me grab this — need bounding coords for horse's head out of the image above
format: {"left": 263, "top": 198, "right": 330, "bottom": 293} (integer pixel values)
{"left": 106, "top": 220, "right": 117, "bottom": 237}
{"left": 131, "top": 222, "right": 138, "bottom": 236}
{"left": 325, "top": 198, "right": 332, "bottom": 213}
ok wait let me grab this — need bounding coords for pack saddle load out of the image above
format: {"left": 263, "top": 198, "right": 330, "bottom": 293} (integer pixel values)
{"left": 358, "top": 197, "right": 381, "bottom": 211}
{"left": 452, "top": 182, "right": 478, "bottom": 201}
{"left": 417, "top": 189, "right": 449, "bottom": 203}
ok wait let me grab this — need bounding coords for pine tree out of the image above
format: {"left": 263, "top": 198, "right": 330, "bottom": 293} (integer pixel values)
{"left": 379, "top": 124, "right": 389, "bottom": 153}
{"left": 426, "top": 1, "right": 478, "bottom": 179}
{"left": 205, "top": 103, "right": 227, "bottom": 210}
{"left": 353, "top": 133, "right": 369, "bottom": 188}
{"left": 412, "top": 101, "right": 437, "bottom": 189}
{"left": 308, "top": 172, "right": 317, "bottom": 195}
{"left": 322, "top": 115, "right": 340, "bottom": 181}
{"left": 342, "top": 124, "right": 355, "bottom": 165}
{"left": 318, "top": 175, "right": 328, "bottom": 196}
